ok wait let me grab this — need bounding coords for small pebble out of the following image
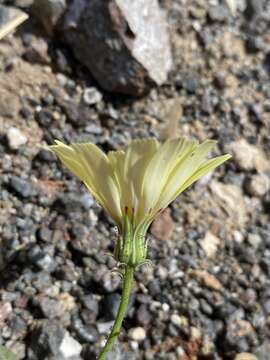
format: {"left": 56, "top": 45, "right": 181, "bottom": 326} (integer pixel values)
{"left": 234, "top": 353, "right": 258, "bottom": 360}
{"left": 7, "top": 127, "right": 27, "bottom": 150}
{"left": 128, "top": 327, "right": 146, "bottom": 342}
{"left": 246, "top": 173, "right": 269, "bottom": 197}
{"left": 59, "top": 331, "right": 82, "bottom": 358}
{"left": 10, "top": 176, "right": 33, "bottom": 198}
{"left": 82, "top": 87, "right": 103, "bottom": 105}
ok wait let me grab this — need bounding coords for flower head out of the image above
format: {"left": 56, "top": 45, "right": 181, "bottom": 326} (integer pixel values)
{"left": 50, "top": 138, "right": 230, "bottom": 266}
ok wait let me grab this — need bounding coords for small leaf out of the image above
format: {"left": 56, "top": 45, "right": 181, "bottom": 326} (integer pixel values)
{"left": 0, "top": 345, "right": 19, "bottom": 360}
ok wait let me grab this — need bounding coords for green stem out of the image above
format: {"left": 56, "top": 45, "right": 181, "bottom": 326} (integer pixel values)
{"left": 97, "top": 266, "right": 134, "bottom": 360}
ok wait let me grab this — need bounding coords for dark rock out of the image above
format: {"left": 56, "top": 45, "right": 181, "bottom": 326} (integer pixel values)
{"left": 35, "top": 149, "right": 56, "bottom": 162}
{"left": 246, "top": 36, "right": 265, "bottom": 53}
{"left": 20, "top": 106, "right": 32, "bottom": 119}
{"left": 72, "top": 316, "right": 98, "bottom": 343}
{"left": 35, "top": 109, "right": 53, "bottom": 127}
{"left": 10, "top": 315, "right": 28, "bottom": 336}
{"left": 136, "top": 304, "right": 151, "bottom": 326}
{"left": 27, "top": 246, "right": 56, "bottom": 272}
{"left": 54, "top": 48, "right": 72, "bottom": 74}
{"left": 70, "top": 224, "right": 90, "bottom": 252}
{"left": 63, "top": 0, "right": 172, "bottom": 95}
{"left": 248, "top": 103, "right": 263, "bottom": 124}
{"left": 201, "top": 91, "right": 212, "bottom": 115}
{"left": 148, "top": 279, "right": 161, "bottom": 297}
{"left": 244, "top": 0, "right": 263, "bottom": 21}
{"left": 262, "top": 299, "right": 270, "bottom": 314}
{"left": 32, "top": 272, "right": 52, "bottom": 291}
{"left": 37, "top": 227, "right": 53, "bottom": 243}
{"left": 28, "top": 322, "right": 82, "bottom": 360}
{"left": 28, "top": 321, "right": 65, "bottom": 359}
{"left": 101, "top": 271, "right": 121, "bottom": 293}
{"left": 200, "top": 298, "right": 213, "bottom": 316}
{"left": 100, "top": 293, "right": 121, "bottom": 321}
{"left": 38, "top": 297, "right": 65, "bottom": 319}
{"left": 52, "top": 194, "right": 87, "bottom": 216}
{"left": 208, "top": 5, "right": 230, "bottom": 23}
{"left": 264, "top": 52, "right": 270, "bottom": 75}
{"left": 31, "top": 0, "right": 66, "bottom": 34}
{"left": 9, "top": 176, "right": 33, "bottom": 198}
{"left": 42, "top": 94, "right": 55, "bottom": 106}
{"left": 23, "top": 37, "right": 50, "bottom": 64}
{"left": 251, "top": 308, "right": 266, "bottom": 329}
{"left": 80, "top": 294, "right": 99, "bottom": 323}
{"left": 183, "top": 75, "right": 199, "bottom": 94}
{"left": 81, "top": 294, "right": 99, "bottom": 313}
{"left": 224, "top": 319, "right": 257, "bottom": 353}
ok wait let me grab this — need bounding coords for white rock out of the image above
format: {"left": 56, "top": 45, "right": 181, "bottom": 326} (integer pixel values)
{"left": 176, "top": 346, "right": 186, "bottom": 357}
{"left": 161, "top": 303, "right": 170, "bottom": 312}
{"left": 234, "top": 353, "right": 258, "bottom": 360}
{"left": 233, "top": 230, "right": 244, "bottom": 243}
{"left": 130, "top": 341, "right": 139, "bottom": 350}
{"left": 229, "top": 139, "right": 270, "bottom": 172}
{"left": 59, "top": 331, "right": 82, "bottom": 359}
{"left": 190, "top": 326, "right": 202, "bottom": 340}
{"left": 247, "top": 234, "right": 262, "bottom": 248}
{"left": 170, "top": 314, "right": 188, "bottom": 328}
{"left": 7, "top": 127, "right": 27, "bottom": 149}
{"left": 128, "top": 327, "right": 146, "bottom": 342}
{"left": 210, "top": 180, "right": 248, "bottom": 227}
{"left": 97, "top": 321, "right": 114, "bottom": 334}
{"left": 56, "top": 73, "right": 68, "bottom": 86}
{"left": 246, "top": 173, "right": 269, "bottom": 197}
{"left": 82, "top": 87, "right": 103, "bottom": 105}
{"left": 200, "top": 231, "right": 221, "bottom": 257}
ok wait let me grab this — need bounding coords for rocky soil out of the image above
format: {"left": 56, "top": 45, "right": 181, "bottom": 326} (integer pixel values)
{"left": 0, "top": 0, "right": 270, "bottom": 359}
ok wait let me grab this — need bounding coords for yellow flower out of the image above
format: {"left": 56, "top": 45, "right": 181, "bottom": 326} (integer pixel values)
{"left": 50, "top": 138, "right": 231, "bottom": 266}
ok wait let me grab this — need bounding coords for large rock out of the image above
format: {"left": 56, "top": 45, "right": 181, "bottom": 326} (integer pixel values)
{"left": 63, "top": 0, "right": 172, "bottom": 95}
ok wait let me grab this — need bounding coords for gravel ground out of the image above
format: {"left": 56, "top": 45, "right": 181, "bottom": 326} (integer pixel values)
{"left": 0, "top": 1, "right": 270, "bottom": 359}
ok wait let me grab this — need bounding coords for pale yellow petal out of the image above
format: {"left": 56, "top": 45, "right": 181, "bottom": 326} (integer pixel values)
{"left": 176, "top": 154, "right": 231, "bottom": 195}
{"left": 50, "top": 142, "right": 88, "bottom": 182}
{"left": 124, "top": 138, "right": 159, "bottom": 216}
{"left": 142, "top": 138, "right": 197, "bottom": 214}
{"left": 109, "top": 139, "right": 159, "bottom": 224}
{"left": 108, "top": 150, "right": 126, "bottom": 205}
{"left": 225, "top": 0, "right": 237, "bottom": 15}
{"left": 155, "top": 140, "right": 217, "bottom": 210}
{"left": 50, "top": 141, "right": 122, "bottom": 225}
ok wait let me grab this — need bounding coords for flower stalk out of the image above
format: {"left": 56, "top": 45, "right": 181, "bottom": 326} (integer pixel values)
{"left": 97, "top": 265, "right": 134, "bottom": 360}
